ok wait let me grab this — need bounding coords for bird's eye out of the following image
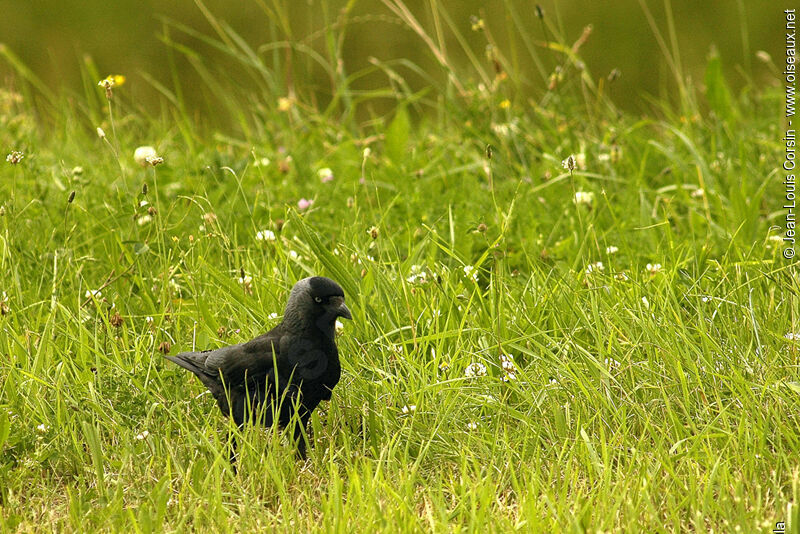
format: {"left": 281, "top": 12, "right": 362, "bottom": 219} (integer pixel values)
{"left": 314, "top": 296, "right": 323, "bottom": 304}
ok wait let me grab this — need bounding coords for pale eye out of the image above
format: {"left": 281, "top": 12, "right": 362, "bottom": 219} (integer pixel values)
{"left": 314, "top": 296, "right": 323, "bottom": 304}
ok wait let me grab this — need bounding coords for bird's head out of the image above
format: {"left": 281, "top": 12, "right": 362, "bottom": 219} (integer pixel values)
{"left": 284, "top": 276, "right": 352, "bottom": 334}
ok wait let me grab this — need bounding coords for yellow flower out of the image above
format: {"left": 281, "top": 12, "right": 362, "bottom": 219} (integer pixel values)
{"left": 277, "top": 97, "right": 293, "bottom": 112}
{"left": 499, "top": 99, "right": 511, "bottom": 109}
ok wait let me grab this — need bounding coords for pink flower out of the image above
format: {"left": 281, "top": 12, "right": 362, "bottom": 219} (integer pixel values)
{"left": 297, "top": 198, "right": 314, "bottom": 211}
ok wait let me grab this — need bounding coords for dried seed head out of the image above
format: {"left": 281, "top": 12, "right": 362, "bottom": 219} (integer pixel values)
{"left": 477, "top": 223, "right": 487, "bottom": 233}
{"left": 368, "top": 226, "right": 379, "bottom": 239}
{"left": 110, "top": 311, "right": 124, "bottom": 328}
{"left": 141, "top": 183, "right": 148, "bottom": 195}
{"left": 145, "top": 155, "right": 164, "bottom": 167}
{"left": 157, "top": 341, "right": 172, "bottom": 354}
{"left": 68, "top": 191, "right": 76, "bottom": 204}
{"left": 562, "top": 155, "right": 576, "bottom": 173}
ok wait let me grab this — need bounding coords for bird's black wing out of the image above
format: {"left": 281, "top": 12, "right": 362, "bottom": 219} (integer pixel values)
{"left": 165, "top": 325, "right": 285, "bottom": 399}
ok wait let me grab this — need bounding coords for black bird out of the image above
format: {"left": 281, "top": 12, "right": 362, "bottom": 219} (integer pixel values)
{"left": 165, "top": 276, "right": 352, "bottom": 464}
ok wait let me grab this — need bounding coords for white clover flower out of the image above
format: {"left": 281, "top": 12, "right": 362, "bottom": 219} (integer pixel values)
{"left": 335, "top": 320, "right": 344, "bottom": 335}
{"left": 134, "top": 146, "right": 158, "bottom": 167}
{"left": 645, "top": 263, "right": 662, "bottom": 275}
{"left": 256, "top": 229, "right": 276, "bottom": 242}
{"left": 463, "top": 265, "right": 478, "bottom": 282}
{"left": 136, "top": 214, "right": 153, "bottom": 226}
{"left": 85, "top": 289, "right": 102, "bottom": 299}
{"left": 585, "top": 261, "right": 604, "bottom": 275}
{"left": 605, "top": 246, "right": 619, "bottom": 254}
{"left": 135, "top": 430, "right": 150, "bottom": 440}
{"left": 691, "top": 188, "right": 705, "bottom": 198}
{"left": 268, "top": 312, "right": 279, "bottom": 320}
{"left": 466, "top": 421, "right": 479, "bottom": 431}
{"left": 36, "top": 423, "right": 48, "bottom": 433}
{"left": 465, "top": 362, "right": 487, "bottom": 378}
{"left": 573, "top": 191, "right": 594, "bottom": 206}
{"left": 401, "top": 405, "right": 416, "bottom": 415}
{"left": 318, "top": 167, "right": 334, "bottom": 183}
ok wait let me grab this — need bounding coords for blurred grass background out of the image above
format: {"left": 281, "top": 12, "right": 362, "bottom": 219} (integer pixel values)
{"left": 0, "top": 0, "right": 780, "bottom": 126}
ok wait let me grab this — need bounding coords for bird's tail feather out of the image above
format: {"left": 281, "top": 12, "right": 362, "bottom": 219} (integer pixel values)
{"left": 164, "top": 352, "right": 220, "bottom": 391}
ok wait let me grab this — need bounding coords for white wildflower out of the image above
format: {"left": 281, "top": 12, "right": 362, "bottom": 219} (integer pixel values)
{"left": 135, "top": 430, "right": 150, "bottom": 440}
{"left": 573, "top": 191, "right": 594, "bottom": 206}
{"left": 463, "top": 265, "right": 478, "bottom": 282}
{"left": 641, "top": 296, "right": 650, "bottom": 309}
{"left": 466, "top": 421, "right": 479, "bottom": 431}
{"left": 407, "top": 265, "right": 429, "bottom": 284}
{"left": 561, "top": 155, "right": 576, "bottom": 172}
{"left": 585, "top": 261, "right": 604, "bottom": 275}
{"left": 401, "top": 405, "right": 416, "bottom": 415}
{"left": 136, "top": 214, "right": 153, "bottom": 226}
{"left": 268, "top": 312, "right": 279, "bottom": 320}
{"left": 318, "top": 167, "right": 334, "bottom": 183}
{"left": 253, "top": 157, "right": 270, "bottom": 167}
{"left": 134, "top": 146, "right": 158, "bottom": 167}
{"left": 605, "top": 246, "right": 619, "bottom": 254}
{"left": 465, "top": 362, "right": 487, "bottom": 378}
{"left": 36, "top": 423, "right": 48, "bottom": 433}
{"left": 335, "top": 320, "right": 344, "bottom": 335}
{"left": 645, "top": 263, "right": 662, "bottom": 275}
{"left": 256, "top": 229, "right": 276, "bottom": 242}
{"left": 786, "top": 332, "right": 799, "bottom": 341}
{"left": 85, "top": 289, "right": 102, "bottom": 299}
{"left": 6, "top": 151, "right": 24, "bottom": 165}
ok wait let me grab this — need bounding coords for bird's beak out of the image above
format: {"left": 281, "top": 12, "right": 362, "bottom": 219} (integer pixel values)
{"left": 338, "top": 303, "right": 352, "bottom": 320}
{"left": 330, "top": 296, "right": 352, "bottom": 320}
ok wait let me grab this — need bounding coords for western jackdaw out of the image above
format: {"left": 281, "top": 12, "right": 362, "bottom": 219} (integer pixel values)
{"left": 164, "top": 276, "right": 352, "bottom": 464}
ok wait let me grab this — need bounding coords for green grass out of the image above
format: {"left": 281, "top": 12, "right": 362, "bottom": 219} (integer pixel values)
{"left": 0, "top": 2, "right": 798, "bottom": 532}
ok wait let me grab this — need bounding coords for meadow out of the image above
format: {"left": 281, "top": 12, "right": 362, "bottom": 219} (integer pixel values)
{"left": 0, "top": 2, "right": 798, "bottom": 532}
